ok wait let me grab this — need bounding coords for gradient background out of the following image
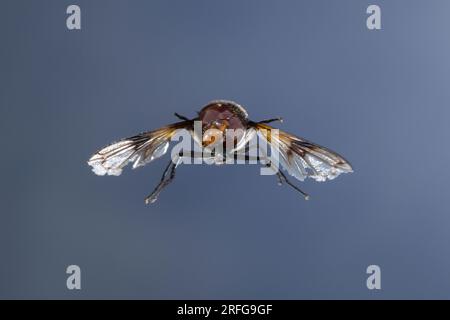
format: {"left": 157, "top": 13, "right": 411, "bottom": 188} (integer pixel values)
{"left": 1, "top": 0, "right": 449, "bottom": 299}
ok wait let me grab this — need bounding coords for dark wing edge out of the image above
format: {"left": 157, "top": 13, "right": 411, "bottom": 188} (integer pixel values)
{"left": 251, "top": 122, "right": 353, "bottom": 182}
{"left": 87, "top": 120, "right": 192, "bottom": 176}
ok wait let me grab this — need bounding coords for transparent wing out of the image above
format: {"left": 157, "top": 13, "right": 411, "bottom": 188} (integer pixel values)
{"left": 253, "top": 122, "right": 353, "bottom": 182}
{"left": 87, "top": 121, "right": 192, "bottom": 176}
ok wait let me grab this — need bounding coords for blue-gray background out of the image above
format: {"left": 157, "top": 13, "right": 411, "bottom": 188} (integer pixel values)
{"left": 1, "top": 0, "right": 449, "bottom": 299}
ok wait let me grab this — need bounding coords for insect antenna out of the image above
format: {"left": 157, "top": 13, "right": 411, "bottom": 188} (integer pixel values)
{"left": 174, "top": 112, "right": 191, "bottom": 121}
{"left": 257, "top": 117, "right": 283, "bottom": 124}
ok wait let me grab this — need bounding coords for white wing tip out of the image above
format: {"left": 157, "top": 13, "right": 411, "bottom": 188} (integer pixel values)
{"left": 87, "top": 156, "right": 124, "bottom": 176}
{"left": 309, "top": 165, "right": 353, "bottom": 182}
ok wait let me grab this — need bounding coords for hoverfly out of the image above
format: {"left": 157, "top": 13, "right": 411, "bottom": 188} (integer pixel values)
{"left": 87, "top": 100, "right": 353, "bottom": 204}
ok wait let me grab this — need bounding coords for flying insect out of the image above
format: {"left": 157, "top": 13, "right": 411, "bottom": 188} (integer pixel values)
{"left": 87, "top": 100, "right": 353, "bottom": 203}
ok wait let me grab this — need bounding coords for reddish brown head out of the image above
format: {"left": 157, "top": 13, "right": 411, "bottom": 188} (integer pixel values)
{"left": 198, "top": 100, "right": 248, "bottom": 147}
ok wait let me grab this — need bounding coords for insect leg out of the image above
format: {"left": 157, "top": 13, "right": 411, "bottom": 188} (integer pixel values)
{"left": 144, "top": 158, "right": 179, "bottom": 204}
{"left": 275, "top": 167, "right": 310, "bottom": 200}
{"left": 241, "top": 148, "right": 308, "bottom": 199}
{"left": 144, "top": 150, "right": 208, "bottom": 204}
{"left": 272, "top": 165, "right": 284, "bottom": 186}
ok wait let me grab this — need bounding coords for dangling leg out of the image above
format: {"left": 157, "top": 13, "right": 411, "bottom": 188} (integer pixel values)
{"left": 242, "top": 148, "right": 309, "bottom": 200}
{"left": 276, "top": 167, "right": 310, "bottom": 200}
{"left": 145, "top": 159, "right": 178, "bottom": 204}
{"left": 144, "top": 151, "right": 205, "bottom": 204}
{"left": 275, "top": 168, "right": 283, "bottom": 186}
{"left": 265, "top": 163, "right": 310, "bottom": 200}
